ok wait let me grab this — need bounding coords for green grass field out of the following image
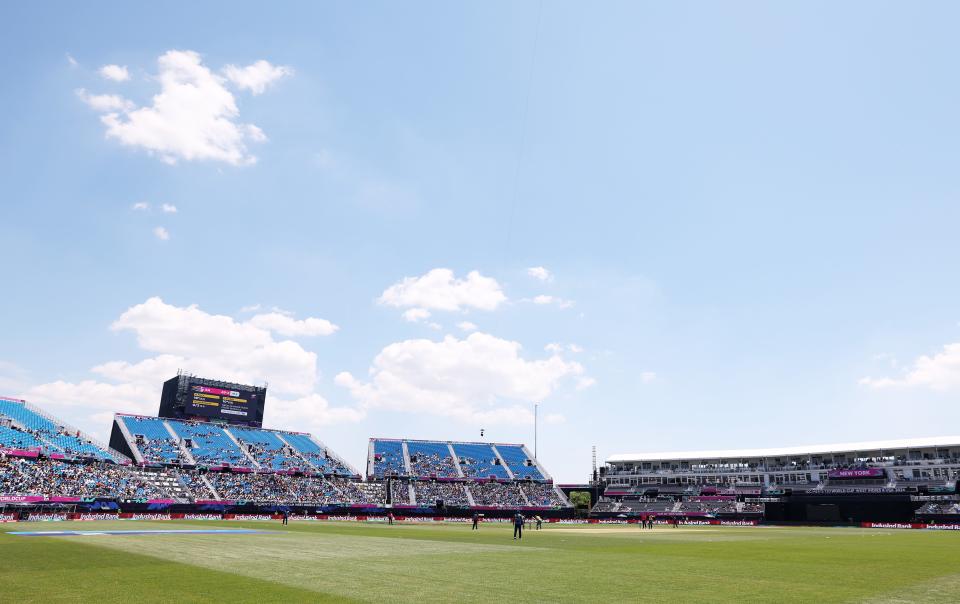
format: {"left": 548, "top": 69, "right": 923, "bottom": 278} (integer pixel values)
{"left": 2, "top": 520, "right": 959, "bottom": 603}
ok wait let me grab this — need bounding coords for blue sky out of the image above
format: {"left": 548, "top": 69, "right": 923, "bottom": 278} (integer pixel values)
{"left": 2, "top": 2, "right": 960, "bottom": 482}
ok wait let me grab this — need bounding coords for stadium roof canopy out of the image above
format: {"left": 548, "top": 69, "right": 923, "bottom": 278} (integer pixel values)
{"left": 606, "top": 436, "right": 960, "bottom": 464}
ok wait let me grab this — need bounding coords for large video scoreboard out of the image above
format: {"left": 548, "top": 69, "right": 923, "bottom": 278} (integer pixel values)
{"left": 159, "top": 374, "right": 266, "bottom": 427}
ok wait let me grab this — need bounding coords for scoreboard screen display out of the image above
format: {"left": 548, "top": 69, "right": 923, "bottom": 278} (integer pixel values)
{"left": 188, "top": 385, "right": 256, "bottom": 420}
{"left": 159, "top": 374, "right": 267, "bottom": 427}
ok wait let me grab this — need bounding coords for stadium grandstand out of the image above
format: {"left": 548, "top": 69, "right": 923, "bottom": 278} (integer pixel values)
{"left": 5, "top": 390, "right": 957, "bottom": 525}
{"left": 0, "top": 397, "right": 126, "bottom": 463}
{"left": 595, "top": 437, "right": 960, "bottom": 523}
{"left": 111, "top": 414, "right": 356, "bottom": 476}
{"left": 0, "top": 396, "right": 569, "bottom": 515}
{"left": 367, "top": 438, "right": 568, "bottom": 509}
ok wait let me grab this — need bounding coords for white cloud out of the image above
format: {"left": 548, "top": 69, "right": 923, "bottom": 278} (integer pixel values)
{"left": 161, "top": 203, "right": 178, "bottom": 213}
{"left": 530, "top": 295, "right": 574, "bottom": 309}
{"left": 269, "top": 394, "right": 366, "bottom": 430}
{"left": 427, "top": 322, "right": 442, "bottom": 331}
{"left": 132, "top": 201, "right": 150, "bottom": 211}
{"left": 527, "top": 266, "right": 551, "bottom": 282}
{"left": 222, "top": 60, "right": 293, "bottom": 95}
{"left": 379, "top": 268, "right": 506, "bottom": 313}
{"left": 99, "top": 64, "right": 130, "bottom": 82}
{"left": 81, "top": 50, "right": 284, "bottom": 166}
{"left": 248, "top": 312, "right": 339, "bottom": 337}
{"left": 402, "top": 308, "right": 431, "bottom": 323}
{"left": 23, "top": 298, "right": 361, "bottom": 438}
{"left": 336, "top": 332, "right": 586, "bottom": 424}
{"left": 860, "top": 342, "right": 960, "bottom": 391}
{"left": 77, "top": 89, "right": 134, "bottom": 112}
{"left": 66, "top": 54, "right": 78, "bottom": 67}
{"left": 153, "top": 226, "right": 170, "bottom": 240}
{"left": 239, "top": 304, "right": 262, "bottom": 313}
{"left": 568, "top": 344, "right": 583, "bottom": 353}
{"left": 457, "top": 321, "right": 478, "bottom": 332}
{"left": 640, "top": 371, "right": 657, "bottom": 384}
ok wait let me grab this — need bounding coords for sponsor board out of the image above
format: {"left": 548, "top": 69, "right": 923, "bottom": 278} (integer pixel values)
{"left": 25, "top": 513, "right": 69, "bottom": 522}
{"left": 118, "top": 513, "right": 172, "bottom": 521}
{"left": 74, "top": 513, "right": 118, "bottom": 521}
{"left": 862, "top": 522, "right": 960, "bottom": 530}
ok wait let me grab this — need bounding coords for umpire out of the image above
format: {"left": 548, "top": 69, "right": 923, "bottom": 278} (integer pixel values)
{"left": 513, "top": 512, "right": 524, "bottom": 540}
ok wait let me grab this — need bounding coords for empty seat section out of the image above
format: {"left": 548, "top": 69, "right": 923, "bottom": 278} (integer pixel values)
{"left": 283, "top": 432, "right": 352, "bottom": 476}
{"left": 452, "top": 443, "right": 509, "bottom": 479}
{"left": 497, "top": 445, "right": 544, "bottom": 480}
{"left": 121, "top": 416, "right": 185, "bottom": 464}
{"left": 0, "top": 398, "right": 115, "bottom": 460}
{"left": 230, "top": 427, "right": 303, "bottom": 470}
{"left": 372, "top": 439, "right": 407, "bottom": 478}
{"left": 167, "top": 421, "right": 252, "bottom": 467}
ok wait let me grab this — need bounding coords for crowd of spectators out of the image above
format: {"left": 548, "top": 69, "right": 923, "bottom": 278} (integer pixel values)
{"left": 409, "top": 452, "right": 458, "bottom": 477}
{"left": 413, "top": 480, "right": 470, "bottom": 506}
{"left": 390, "top": 480, "right": 411, "bottom": 504}
{"left": 174, "top": 470, "right": 214, "bottom": 499}
{"left": 202, "top": 472, "right": 385, "bottom": 504}
{"left": 519, "top": 482, "right": 566, "bottom": 507}
{"left": 0, "top": 456, "right": 164, "bottom": 499}
{"left": 469, "top": 481, "right": 527, "bottom": 507}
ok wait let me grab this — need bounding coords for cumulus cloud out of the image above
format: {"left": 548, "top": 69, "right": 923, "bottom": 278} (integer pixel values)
{"left": 79, "top": 50, "right": 286, "bottom": 166}
{"left": 22, "top": 298, "right": 360, "bottom": 439}
{"left": 161, "top": 203, "right": 178, "bottom": 213}
{"left": 860, "top": 342, "right": 960, "bottom": 391}
{"left": 66, "top": 54, "right": 78, "bottom": 67}
{"left": 222, "top": 60, "right": 292, "bottom": 95}
{"left": 99, "top": 64, "right": 130, "bottom": 82}
{"left": 457, "top": 321, "right": 478, "bottom": 332}
{"left": 379, "top": 268, "right": 506, "bottom": 313}
{"left": 153, "top": 226, "right": 170, "bottom": 240}
{"left": 77, "top": 89, "right": 134, "bottom": 112}
{"left": 270, "top": 393, "right": 366, "bottom": 429}
{"left": 132, "top": 201, "right": 150, "bottom": 211}
{"left": 248, "top": 311, "right": 339, "bottom": 337}
{"left": 527, "top": 266, "right": 551, "bottom": 282}
{"left": 335, "top": 332, "right": 586, "bottom": 424}
{"left": 402, "top": 308, "right": 431, "bottom": 323}
{"left": 530, "top": 295, "right": 574, "bottom": 308}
